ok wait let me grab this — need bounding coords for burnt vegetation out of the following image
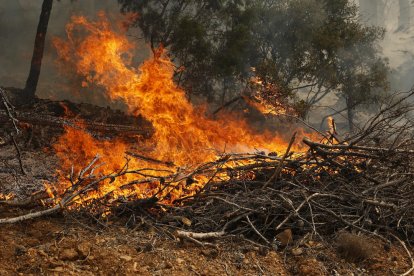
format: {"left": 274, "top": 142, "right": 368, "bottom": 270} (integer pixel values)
{"left": 335, "top": 232, "right": 375, "bottom": 263}
{"left": 1, "top": 0, "right": 414, "bottom": 275}
{"left": 2, "top": 85, "right": 414, "bottom": 273}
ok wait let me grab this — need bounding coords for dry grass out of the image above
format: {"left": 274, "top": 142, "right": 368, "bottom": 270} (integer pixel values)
{"left": 335, "top": 232, "right": 375, "bottom": 263}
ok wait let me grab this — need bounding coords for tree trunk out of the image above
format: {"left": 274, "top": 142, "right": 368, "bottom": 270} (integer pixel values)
{"left": 24, "top": 0, "right": 53, "bottom": 100}
{"left": 346, "top": 98, "right": 355, "bottom": 133}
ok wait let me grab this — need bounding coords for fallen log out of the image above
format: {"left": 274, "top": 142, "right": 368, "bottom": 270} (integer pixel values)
{"left": 0, "top": 190, "right": 49, "bottom": 208}
{"left": 0, "top": 112, "right": 151, "bottom": 137}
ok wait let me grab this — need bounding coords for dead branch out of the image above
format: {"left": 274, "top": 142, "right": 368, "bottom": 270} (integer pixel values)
{"left": 390, "top": 234, "right": 414, "bottom": 276}
{"left": 0, "top": 190, "right": 49, "bottom": 207}
{"left": 126, "top": 151, "right": 175, "bottom": 167}
{"left": 11, "top": 134, "right": 26, "bottom": 175}
{"left": 263, "top": 131, "right": 296, "bottom": 188}
{"left": 0, "top": 205, "right": 61, "bottom": 224}
{"left": 246, "top": 215, "right": 270, "bottom": 245}
{"left": 0, "top": 88, "right": 25, "bottom": 174}
{"left": 0, "top": 88, "right": 19, "bottom": 133}
{"left": 175, "top": 230, "right": 225, "bottom": 240}
{"left": 1, "top": 90, "right": 414, "bottom": 256}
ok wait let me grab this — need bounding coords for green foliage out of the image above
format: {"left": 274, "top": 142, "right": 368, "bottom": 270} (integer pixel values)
{"left": 118, "top": 0, "right": 389, "bottom": 118}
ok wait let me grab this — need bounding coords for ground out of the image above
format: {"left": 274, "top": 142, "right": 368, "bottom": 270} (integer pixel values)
{"left": 0, "top": 144, "right": 413, "bottom": 275}
{"left": 0, "top": 214, "right": 412, "bottom": 276}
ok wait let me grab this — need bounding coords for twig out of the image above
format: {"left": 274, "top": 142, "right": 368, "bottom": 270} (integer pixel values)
{"left": 0, "top": 205, "right": 61, "bottom": 224}
{"left": 126, "top": 151, "right": 175, "bottom": 167}
{"left": 1, "top": 88, "right": 25, "bottom": 174}
{"left": 11, "top": 134, "right": 26, "bottom": 175}
{"left": 246, "top": 215, "right": 270, "bottom": 245}
{"left": 0, "top": 88, "right": 19, "bottom": 134}
{"left": 390, "top": 234, "right": 414, "bottom": 276}
{"left": 0, "top": 190, "right": 49, "bottom": 207}
{"left": 175, "top": 230, "right": 225, "bottom": 240}
{"left": 275, "top": 193, "right": 341, "bottom": 231}
{"left": 263, "top": 132, "right": 296, "bottom": 188}
{"left": 174, "top": 229, "right": 219, "bottom": 248}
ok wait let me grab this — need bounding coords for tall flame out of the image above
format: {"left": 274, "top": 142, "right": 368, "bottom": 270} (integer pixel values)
{"left": 51, "top": 13, "right": 315, "bottom": 203}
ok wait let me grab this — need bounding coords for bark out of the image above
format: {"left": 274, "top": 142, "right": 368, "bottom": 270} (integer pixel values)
{"left": 24, "top": 0, "right": 53, "bottom": 99}
{"left": 346, "top": 98, "right": 355, "bottom": 133}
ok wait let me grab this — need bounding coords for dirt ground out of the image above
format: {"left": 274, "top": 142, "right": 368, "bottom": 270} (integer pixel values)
{"left": 0, "top": 145, "right": 413, "bottom": 275}
{"left": 0, "top": 214, "right": 412, "bottom": 276}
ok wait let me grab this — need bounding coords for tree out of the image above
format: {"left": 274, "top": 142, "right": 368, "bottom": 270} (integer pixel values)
{"left": 118, "top": 1, "right": 261, "bottom": 103}
{"left": 24, "top": 0, "right": 53, "bottom": 100}
{"left": 119, "top": 0, "right": 388, "bottom": 130}
{"left": 310, "top": 0, "right": 389, "bottom": 131}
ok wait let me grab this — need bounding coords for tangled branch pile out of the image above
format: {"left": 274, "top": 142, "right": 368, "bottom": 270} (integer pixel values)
{"left": 1, "top": 91, "right": 414, "bottom": 251}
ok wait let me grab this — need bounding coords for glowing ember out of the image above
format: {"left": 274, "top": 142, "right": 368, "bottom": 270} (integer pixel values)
{"left": 51, "top": 13, "right": 317, "bottom": 205}
{"left": 0, "top": 193, "right": 14, "bottom": 201}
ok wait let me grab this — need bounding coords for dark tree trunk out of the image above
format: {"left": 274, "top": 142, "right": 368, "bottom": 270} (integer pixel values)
{"left": 24, "top": 0, "right": 53, "bottom": 100}
{"left": 346, "top": 98, "right": 355, "bottom": 133}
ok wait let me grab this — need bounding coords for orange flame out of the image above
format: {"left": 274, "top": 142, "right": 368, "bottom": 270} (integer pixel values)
{"left": 51, "top": 13, "right": 318, "bottom": 204}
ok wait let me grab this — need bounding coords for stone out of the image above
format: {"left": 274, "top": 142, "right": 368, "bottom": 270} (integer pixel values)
{"left": 275, "top": 229, "right": 293, "bottom": 247}
{"left": 120, "top": 255, "right": 133, "bottom": 262}
{"left": 59, "top": 248, "right": 79, "bottom": 261}
{"left": 76, "top": 242, "right": 91, "bottom": 258}
{"left": 291, "top": 248, "right": 304, "bottom": 256}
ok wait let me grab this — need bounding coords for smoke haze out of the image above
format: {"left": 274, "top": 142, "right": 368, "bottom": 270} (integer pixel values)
{"left": 0, "top": 0, "right": 413, "bottom": 129}
{"left": 0, "top": 0, "right": 149, "bottom": 106}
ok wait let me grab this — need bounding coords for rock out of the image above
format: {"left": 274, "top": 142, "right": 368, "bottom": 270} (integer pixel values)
{"left": 296, "top": 220, "right": 305, "bottom": 229}
{"left": 163, "top": 261, "right": 173, "bottom": 269}
{"left": 180, "top": 216, "right": 192, "bottom": 226}
{"left": 59, "top": 248, "right": 79, "bottom": 261}
{"left": 120, "top": 255, "right": 133, "bottom": 262}
{"left": 275, "top": 229, "right": 293, "bottom": 247}
{"left": 291, "top": 248, "right": 304, "bottom": 256}
{"left": 258, "top": 246, "right": 269, "bottom": 256}
{"left": 76, "top": 242, "right": 91, "bottom": 258}
{"left": 51, "top": 267, "right": 65, "bottom": 272}
{"left": 176, "top": 257, "right": 185, "bottom": 265}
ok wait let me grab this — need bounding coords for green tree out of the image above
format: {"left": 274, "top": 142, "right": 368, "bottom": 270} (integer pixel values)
{"left": 118, "top": 0, "right": 259, "bottom": 102}
{"left": 119, "top": 0, "right": 389, "bottom": 130}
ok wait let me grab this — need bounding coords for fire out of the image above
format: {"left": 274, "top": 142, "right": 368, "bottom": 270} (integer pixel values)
{"left": 51, "top": 13, "right": 318, "bottom": 205}
{"left": 0, "top": 193, "right": 14, "bottom": 201}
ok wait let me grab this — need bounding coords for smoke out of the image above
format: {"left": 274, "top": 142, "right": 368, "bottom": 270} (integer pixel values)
{"left": 0, "top": 0, "right": 149, "bottom": 107}
{"left": 1, "top": 0, "right": 412, "bottom": 132}
{"left": 359, "top": 0, "right": 414, "bottom": 91}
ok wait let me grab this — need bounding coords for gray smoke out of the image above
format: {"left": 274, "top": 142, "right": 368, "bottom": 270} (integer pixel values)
{"left": 0, "top": 0, "right": 149, "bottom": 107}
{"left": 359, "top": 0, "right": 414, "bottom": 91}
